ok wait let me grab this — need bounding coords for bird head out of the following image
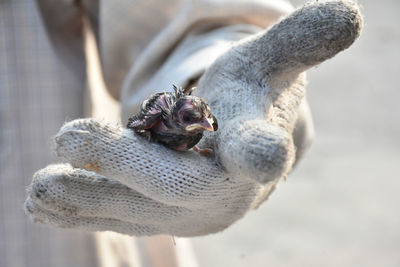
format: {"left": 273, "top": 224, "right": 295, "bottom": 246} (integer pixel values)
{"left": 172, "top": 96, "right": 218, "bottom": 134}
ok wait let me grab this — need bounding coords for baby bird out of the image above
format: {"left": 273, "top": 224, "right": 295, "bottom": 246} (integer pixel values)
{"left": 127, "top": 85, "right": 218, "bottom": 155}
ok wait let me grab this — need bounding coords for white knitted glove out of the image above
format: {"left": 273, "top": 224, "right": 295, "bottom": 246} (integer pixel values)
{"left": 25, "top": 1, "right": 362, "bottom": 237}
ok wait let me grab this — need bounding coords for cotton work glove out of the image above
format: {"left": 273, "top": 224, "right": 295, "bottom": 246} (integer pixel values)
{"left": 25, "top": 1, "right": 362, "bottom": 237}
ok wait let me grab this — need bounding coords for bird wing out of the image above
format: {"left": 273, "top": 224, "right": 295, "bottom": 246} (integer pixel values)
{"left": 127, "top": 93, "right": 168, "bottom": 131}
{"left": 127, "top": 111, "right": 161, "bottom": 131}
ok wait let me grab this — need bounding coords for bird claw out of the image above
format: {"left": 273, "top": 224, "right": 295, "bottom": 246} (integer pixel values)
{"left": 193, "top": 146, "right": 213, "bottom": 157}
{"left": 136, "top": 130, "right": 153, "bottom": 141}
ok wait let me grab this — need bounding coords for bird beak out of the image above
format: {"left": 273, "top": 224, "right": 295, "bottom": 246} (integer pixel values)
{"left": 185, "top": 118, "right": 215, "bottom": 132}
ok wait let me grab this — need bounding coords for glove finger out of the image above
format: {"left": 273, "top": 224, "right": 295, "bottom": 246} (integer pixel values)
{"left": 292, "top": 98, "right": 314, "bottom": 164}
{"left": 26, "top": 195, "right": 241, "bottom": 237}
{"left": 24, "top": 196, "right": 162, "bottom": 236}
{"left": 27, "top": 164, "right": 194, "bottom": 224}
{"left": 239, "top": 0, "right": 362, "bottom": 86}
{"left": 54, "top": 119, "right": 257, "bottom": 208}
{"left": 214, "top": 116, "right": 295, "bottom": 184}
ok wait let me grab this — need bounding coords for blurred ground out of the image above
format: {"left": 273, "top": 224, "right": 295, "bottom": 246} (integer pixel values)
{"left": 190, "top": 0, "right": 400, "bottom": 266}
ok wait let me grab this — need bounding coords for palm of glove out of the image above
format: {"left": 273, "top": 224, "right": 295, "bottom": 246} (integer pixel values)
{"left": 25, "top": 1, "right": 362, "bottom": 237}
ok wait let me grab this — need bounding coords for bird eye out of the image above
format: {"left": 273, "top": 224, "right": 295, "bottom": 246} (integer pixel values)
{"left": 182, "top": 114, "right": 191, "bottom": 123}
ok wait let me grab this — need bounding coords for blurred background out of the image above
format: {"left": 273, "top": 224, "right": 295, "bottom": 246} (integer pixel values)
{"left": 1, "top": 0, "right": 399, "bottom": 267}
{"left": 191, "top": 1, "right": 400, "bottom": 266}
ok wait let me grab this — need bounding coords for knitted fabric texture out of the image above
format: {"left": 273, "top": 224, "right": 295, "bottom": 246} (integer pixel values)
{"left": 25, "top": 0, "right": 362, "bottom": 237}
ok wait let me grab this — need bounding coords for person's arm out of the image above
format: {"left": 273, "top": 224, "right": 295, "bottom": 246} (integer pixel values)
{"left": 35, "top": 0, "right": 99, "bottom": 92}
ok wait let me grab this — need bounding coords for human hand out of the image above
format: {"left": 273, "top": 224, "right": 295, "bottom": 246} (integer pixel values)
{"left": 25, "top": 1, "right": 362, "bottom": 236}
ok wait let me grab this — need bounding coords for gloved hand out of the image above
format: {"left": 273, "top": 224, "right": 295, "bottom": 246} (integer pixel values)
{"left": 25, "top": 1, "right": 362, "bottom": 237}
